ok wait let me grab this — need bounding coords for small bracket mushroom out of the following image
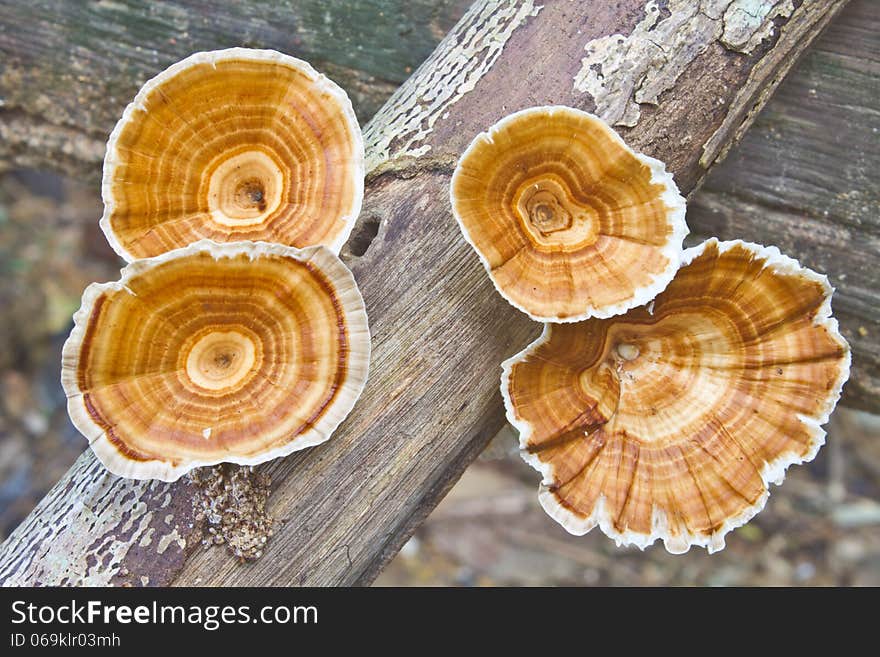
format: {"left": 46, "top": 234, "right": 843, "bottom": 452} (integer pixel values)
{"left": 451, "top": 106, "right": 688, "bottom": 322}
{"left": 101, "top": 48, "right": 365, "bottom": 261}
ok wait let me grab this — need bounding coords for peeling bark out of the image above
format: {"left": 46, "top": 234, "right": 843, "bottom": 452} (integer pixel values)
{"left": 572, "top": 0, "right": 800, "bottom": 128}
{"left": 364, "top": 0, "right": 542, "bottom": 171}
{"left": 0, "top": 0, "right": 849, "bottom": 586}
{"left": 0, "top": 452, "right": 196, "bottom": 586}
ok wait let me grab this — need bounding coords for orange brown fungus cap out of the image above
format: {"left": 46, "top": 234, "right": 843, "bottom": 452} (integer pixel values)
{"left": 502, "top": 239, "right": 851, "bottom": 553}
{"left": 61, "top": 241, "right": 370, "bottom": 481}
{"left": 101, "top": 48, "right": 364, "bottom": 261}
{"left": 451, "top": 106, "right": 687, "bottom": 322}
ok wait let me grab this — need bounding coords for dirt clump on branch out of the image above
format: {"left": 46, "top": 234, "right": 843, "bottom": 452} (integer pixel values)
{"left": 189, "top": 464, "right": 274, "bottom": 562}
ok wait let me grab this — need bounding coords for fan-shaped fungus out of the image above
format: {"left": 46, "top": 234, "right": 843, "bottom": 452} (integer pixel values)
{"left": 62, "top": 240, "right": 370, "bottom": 481}
{"left": 502, "top": 239, "right": 850, "bottom": 553}
{"left": 101, "top": 48, "right": 364, "bottom": 260}
{"left": 451, "top": 106, "right": 687, "bottom": 322}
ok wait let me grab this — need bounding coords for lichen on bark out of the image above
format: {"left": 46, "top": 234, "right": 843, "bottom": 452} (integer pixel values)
{"left": 572, "top": 0, "right": 797, "bottom": 127}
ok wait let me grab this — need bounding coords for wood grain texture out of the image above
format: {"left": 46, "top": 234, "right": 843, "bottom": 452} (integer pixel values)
{"left": 0, "top": 0, "right": 470, "bottom": 176}
{"left": 0, "top": 0, "right": 851, "bottom": 586}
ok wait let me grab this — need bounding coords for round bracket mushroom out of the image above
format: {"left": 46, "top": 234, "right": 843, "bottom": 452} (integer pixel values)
{"left": 502, "top": 239, "right": 851, "bottom": 553}
{"left": 451, "top": 106, "right": 687, "bottom": 322}
{"left": 101, "top": 48, "right": 364, "bottom": 260}
{"left": 62, "top": 240, "right": 370, "bottom": 481}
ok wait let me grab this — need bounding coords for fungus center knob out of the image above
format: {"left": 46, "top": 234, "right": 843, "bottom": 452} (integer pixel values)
{"left": 617, "top": 343, "right": 640, "bottom": 361}
{"left": 516, "top": 178, "right": 599, "bottom": 249}
{"left": 526, "top": 192, "right": 572, "bottom": 235}
{"left": 235, "top": 178, "right": 267, "bottom": 213}
{"left": 207, "top": 149, "right": 284, "bottom": 228}
{"left": 186, "top": 330, "right": 259, "bottom": 391}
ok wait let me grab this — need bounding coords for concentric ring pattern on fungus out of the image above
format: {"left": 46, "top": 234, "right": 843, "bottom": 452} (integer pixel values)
{"left": 502, "top": 239, "right": 851, "bottom": 553}
{"left": 101, "top": 48, "right": 364, "bottom": 261}
{"left": 62, "top": 240, "right": 370, "bottom": 481}
{"left": 451, "top": 106, "right": 687, "bottom": 322}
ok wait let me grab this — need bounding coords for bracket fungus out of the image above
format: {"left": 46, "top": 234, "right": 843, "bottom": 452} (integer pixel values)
{"left": 451, "top": 106, "right": 687, "bottom": 322}
{"left": 502, "top": 239, "right": 850, "bottom": 553}
{"left": 61, "top": 240, "right": 370, "bottom": 482}
{"left": 101, "top": 48, "right": 364, "bottom": 260}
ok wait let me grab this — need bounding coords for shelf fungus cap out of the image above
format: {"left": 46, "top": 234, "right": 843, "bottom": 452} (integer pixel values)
{"left": 502, "top": 239, "right": 850, "bottom": 553}
{"left": 61, "top": 240, "right": 370, "bottom": 481}
{"left": 451, "top": 106, "right": 687, "bottom": 322}
{"left": 101, "top": 48, "right": 364, "bottom": 260}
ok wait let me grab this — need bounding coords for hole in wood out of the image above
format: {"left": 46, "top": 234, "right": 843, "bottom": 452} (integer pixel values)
{"left": 347, "top": 215, "right": 381, "bottom": 257}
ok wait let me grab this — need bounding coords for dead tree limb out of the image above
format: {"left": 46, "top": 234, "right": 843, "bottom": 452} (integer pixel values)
{"left": 0, "top": 0, "right": 849, "bottom": 586}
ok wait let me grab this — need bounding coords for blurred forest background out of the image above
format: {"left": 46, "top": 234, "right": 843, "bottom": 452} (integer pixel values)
{"left": 0, "top": 0, "right": 877, "bottom": 585}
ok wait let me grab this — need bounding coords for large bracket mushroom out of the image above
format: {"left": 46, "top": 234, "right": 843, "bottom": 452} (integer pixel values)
{"left": 62, "top": 240, "right": 370, "bottom": 482}
{"left": 502, "top": 239, "right": 851, "bottom": 553}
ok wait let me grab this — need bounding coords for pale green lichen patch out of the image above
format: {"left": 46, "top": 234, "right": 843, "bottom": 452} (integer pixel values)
{"left": 721, "top": 0, "right": 795, "bottom": 53}
{"left": 572, "top": 0, "right": 796, "bottom": 127}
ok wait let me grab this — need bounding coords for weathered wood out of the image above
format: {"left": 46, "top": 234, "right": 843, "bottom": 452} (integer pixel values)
{"left": 688, "top": 0, "right": 880, "bottom": 411}
{"left": 0, "top": 0, "right": 850, "bottom": 586}
{"left": 0, "top": 0, "right": 470, "bottom": 175}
